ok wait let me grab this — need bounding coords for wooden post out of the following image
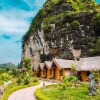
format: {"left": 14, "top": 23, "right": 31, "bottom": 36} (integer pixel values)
{"left": 43, "top": 83, "right": 45, "bottom": 89}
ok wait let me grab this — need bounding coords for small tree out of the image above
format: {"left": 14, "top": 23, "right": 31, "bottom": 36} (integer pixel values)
{"left": 23, "top": 58, "right": 32, "bottom": 71}
{"left": 71, "top": 64, "right": 79, "bottom": 87}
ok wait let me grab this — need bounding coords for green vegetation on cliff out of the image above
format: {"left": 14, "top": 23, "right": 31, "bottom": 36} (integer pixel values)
{"left": 89, "top": 37, "right": 100, "bottom": 55}
{"left": 22, "top": 0, "right": 100, "bottom": 45}
{"left": 93, "top": 13, "right": 100, "bottom": 35}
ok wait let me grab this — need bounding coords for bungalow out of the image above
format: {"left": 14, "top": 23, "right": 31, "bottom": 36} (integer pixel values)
{"left": 44, "top": 61, "right": 52, "bottom": 79}
{"left": 38, "top": 63, "right": 44, "bottom": 78}
{"left": 76, "top": 57, "right": 100, "bottom": 81}
{"left": 32, "top": 64, "right": 39, "bottom": 77}
{"left": 51, "top": 58, "right": 78, "bottom": 80}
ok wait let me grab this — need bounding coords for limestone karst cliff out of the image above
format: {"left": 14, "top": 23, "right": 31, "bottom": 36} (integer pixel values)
{"left": 22, "top": 0, "right": 100, "bottom": 67}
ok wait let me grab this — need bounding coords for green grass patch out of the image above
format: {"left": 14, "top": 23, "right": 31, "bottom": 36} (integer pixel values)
{"left": 35, "top": 84, "right": 100, "bottom": 100}
{"left": 0, "top": 81, "right": 40, "bottom": 100}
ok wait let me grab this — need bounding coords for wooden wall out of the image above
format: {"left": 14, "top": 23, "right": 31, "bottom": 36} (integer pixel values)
{"left": 40, "top": 70, "right": 44, "bottom": 77}
{"left": 81, "top": 71, "right": 87, "bottom": 81}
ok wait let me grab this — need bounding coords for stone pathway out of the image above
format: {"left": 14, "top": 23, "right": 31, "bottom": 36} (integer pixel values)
{"left": 8, "top": 80, "right": 55, "bottom": 100}
{"left": 0, "top": 94, "right": 3, "bottom": 98}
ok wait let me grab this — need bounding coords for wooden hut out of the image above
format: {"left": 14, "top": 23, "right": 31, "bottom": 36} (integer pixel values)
{"left": 44, "top": 61, "right": 52, "bottom": 79}
{"left": 32, "top": 63, "right": 39, "bottom": 77}
{"left": 51, "top": 58, "right": 78, "bottom": 80}
{"left": 32, "top": 67, "right": 38, "bottom": 77}
{"left": 38, "top": 63, "right": 44, "bottom": 78}
{"left": 77, "top": 57, "right": 100, "bottom": 81}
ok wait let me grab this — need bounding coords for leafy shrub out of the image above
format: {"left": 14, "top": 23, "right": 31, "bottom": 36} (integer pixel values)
{"left": 62, "top": 76, "right": 78, "bottom": 82}
{"left": 32, "top": 77, "right": 39, "bottom": 82}
{"left": 10, "top": 69, "right": 21, "bottom": 77}
{"left": 67, "top": 76, "right": 78, "bottom": 82}
{"left": 16, "top": 77, "right": 22, "bottom": 85}
{"left": 66, "top": 82, "right": 72, "bottom": 87}
{"left": 23, "top": 58, "right": 32, "bottom": 71}
{"left": 0, "top": 73, "right": 12, "bottom": 82}
{"left": 35, "top": 88, "right": 49, "bottom": 100}
{"left": 35, "top": 85, "right": 56, "bottom": 100}
{"left": 58, "top": 76, "right": 73, "bottom": 90}
{"left": 58, "top": 83, "right": 66, "bottom": 90}
{"left": 62, "top": 76, "right": 68, "bottom": 83}
{"left": 23, "top": 77, "right": 30, "bottom": 85}
{"left": 16, "top": 75, "right": 30, "bottom": 85}
{"left": 0, "top": 80, "right": 3, "bottom": 86}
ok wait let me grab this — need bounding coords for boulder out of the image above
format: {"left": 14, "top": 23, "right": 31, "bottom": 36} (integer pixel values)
{"left": 0, "top": 86, "right": 4, "bottom": 94}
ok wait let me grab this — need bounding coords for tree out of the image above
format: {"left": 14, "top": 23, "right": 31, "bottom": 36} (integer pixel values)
{"left": 93, "top": 13, "right": 100, "bottom": 36}
{"left": 89, "top": 37, "right": 100, "bottom": 55}
{"left": 23, "top": 58, "right": 32, "bottom": 71}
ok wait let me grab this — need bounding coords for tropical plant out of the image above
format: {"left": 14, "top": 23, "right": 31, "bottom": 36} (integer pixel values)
{"left": 23, "top": 58, "right": 32, "bottom": 71}
{"left": 16, "top": 77, "right": 22, "bottom": 85}
{"left": 0, "top": 73, "right": 12, "bottom": 82}
{"left": 23, "top": 77, "right": 30, "bottom": 85}
{"left": 32, "top": 77, "right": 39, "bottom": 82}
{"left": 0, "top": 80, "right": 3, "bottom": 86}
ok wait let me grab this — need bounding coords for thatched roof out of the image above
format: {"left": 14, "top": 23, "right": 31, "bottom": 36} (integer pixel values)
{"left": 80, "top": 56, "right": 100, "bottom": 61}
{"left": 77, "top": 56, "right": 100, "bottom": 71}
{"left": 52, "top": 58, "right": 78, "bottom": 69}
{"left": 44, "top": 61, "right": 52, "bottom": 69}
{"left": 33, "top": 67, "right": 38, "bottom": 71}
{"left": 33, "top": 63, "right": 39, "bottom": 71}
{"left": 38, "top": 63, "right": 44, "bottom": 70}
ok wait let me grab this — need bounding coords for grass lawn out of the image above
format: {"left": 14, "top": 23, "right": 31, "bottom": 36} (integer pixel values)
{"left": 35, "top": 84, "right": 100, "bottom": 100}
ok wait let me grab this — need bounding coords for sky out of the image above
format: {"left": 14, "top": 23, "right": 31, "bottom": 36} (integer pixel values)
{"left": 0, "top": 0, "right": 46, "bottom": 65}
{"left": 0, "top": 0, "right": 100, "bottom": 65}
{"left": 95, "top": 0, "right": 100, "bottom": 3}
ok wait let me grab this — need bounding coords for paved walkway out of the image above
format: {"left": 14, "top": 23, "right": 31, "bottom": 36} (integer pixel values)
{"left": 8, "top": 80, "right": 55, "bottom": 100}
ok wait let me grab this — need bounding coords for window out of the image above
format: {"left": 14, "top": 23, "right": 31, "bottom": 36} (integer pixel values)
{"left": 59, "top": 70, "right": 63, "bottom": 76}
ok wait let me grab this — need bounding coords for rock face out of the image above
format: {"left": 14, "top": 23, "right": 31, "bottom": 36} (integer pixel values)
{"left": 22, "top": 0, "right": 100, "bottom": 66}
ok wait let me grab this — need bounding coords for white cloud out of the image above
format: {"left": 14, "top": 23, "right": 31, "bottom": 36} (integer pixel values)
{"left": 23, "top": 0, "right": 46, "bottom": 8}
{"left": 0, "top": 0, "right": 46, "bottom": 64}
{"left": 0, "top": 17, "right": 28, "bottom": 34}
{"left": 0, "top": 0, "right": 46, "bottom": 35}
{"left": 0, "top": 9, "right": 36, "bottom": 35}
